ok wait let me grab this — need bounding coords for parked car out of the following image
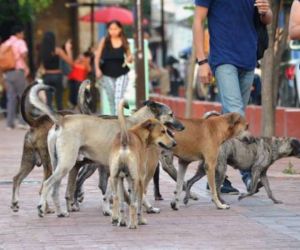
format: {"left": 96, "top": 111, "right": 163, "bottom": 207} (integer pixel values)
{"left": 278, "top": 40, "right": 300, "bottom": 107}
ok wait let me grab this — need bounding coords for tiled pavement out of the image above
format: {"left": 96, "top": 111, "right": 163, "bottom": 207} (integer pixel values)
{"left": 1, "top": 119, "right": 300, "bottom": 250}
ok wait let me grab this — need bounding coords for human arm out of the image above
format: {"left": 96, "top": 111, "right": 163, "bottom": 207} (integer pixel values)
{"left": 255, "top": 0, "right": 273, "bottom": 25}
{"left": 193, "top": 5, "right": 212, "bottom": 84}
{"left": 56, "top": 39, "right": 73, "bottom": 66}
{"left": 94, "top": 38, "right": 105, "bottom": 79}
{"left": 289, "top": 0, "right": 300, "bottom": 40}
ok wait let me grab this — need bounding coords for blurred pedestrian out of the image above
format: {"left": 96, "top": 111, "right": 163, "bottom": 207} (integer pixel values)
{"left": 1, "top": 25, "right": 29, "bottom": 130}
{"left": 40, "top": 32, "right": 73, "bottom": 110}
{"left": 193, "top": 0, "right": 272, "bottom": 193}
{"left": 68, "top": 51, "right": 91, "bottom": 109}
{"left": 94, "top": 20, "right": 133, "bottom": 115}
{"left": 289, "top": 0, "right": 300, "bottom": 40}
{"left": 144, "top": 32, "right": 170, "bottom": 95}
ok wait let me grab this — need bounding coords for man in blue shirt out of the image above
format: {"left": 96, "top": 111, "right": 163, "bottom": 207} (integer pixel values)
{"left": 193, "top": 0, "right": 272, "bottom": 193}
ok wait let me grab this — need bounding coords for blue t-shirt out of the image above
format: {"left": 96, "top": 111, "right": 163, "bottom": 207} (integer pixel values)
{"left": 195, "top": 0, "right": 257, "bottom": 72}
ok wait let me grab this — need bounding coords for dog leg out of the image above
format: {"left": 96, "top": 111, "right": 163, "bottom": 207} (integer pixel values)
{"left": 111, "top": 176, "right": 119, "bottom": 225}
{"left": 52, "top": 177, "right": 69, "bottom": 217}
{"left": 153, "top": 164, "right": 163, "bottom": 200}
{"left": 260, "top": 173, "right": 283, "bottom": 204}
{"left": 118, "top": 178, "right": 127, "bottom": 227}
{"left": 171, "top": 159, "right": 189, "bottom": 210}
{"left": 206, "top": 159, "right": 230, "bottom": 209}
{"left": 238, "top": 168, "right": 261, "bottom": 201}
{"left": 65, "top": 162, "right": 81, "bottom": 212}
{"left": 160, "top": 150, "right": 177, "bottom": 182}
{"left": 75, "top": 164, "right": 97, "bottom": 203}
{"left": 137, "top": 179, "right": 146, "bottom": 226}
{"left": 128, "top": 178, "right": 138, "bottom": 229}
{"left": 11, "top": 143, "right": 35, "bottom": 212}
{"left": 98, "top": 165, "right": 109, "bottom": 195}
{"left": 183, "top": 161, "right": 206, "bottom": 205}
{"left": 102, "top": 180, "right": 112, "bottom": 216}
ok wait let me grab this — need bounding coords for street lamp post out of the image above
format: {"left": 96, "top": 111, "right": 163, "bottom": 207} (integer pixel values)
{"left": 134, "top": 0, "right": 146, "bottom": 108}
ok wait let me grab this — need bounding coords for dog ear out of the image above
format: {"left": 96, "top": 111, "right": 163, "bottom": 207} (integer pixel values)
{"left": 141, "top": 119, "right": 155, "bottom": 131}
{"left": 143, "top": 100, "right": 161, "bottom": 114}
{"left": 227, "top": 113, "right": 242, "bottom": 128}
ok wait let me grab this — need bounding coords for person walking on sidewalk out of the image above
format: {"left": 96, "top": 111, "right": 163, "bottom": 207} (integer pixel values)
{"left": 2, "top": 25, "right": 29, "bottom": 130}
{"left": 289, "top": 0, "right": 300, "bottom": 40}
{"left": 193, "top": 0, "right": 272, "bottom": 193}
{"left": 94, "top": 20, "right": 133, "bottom": 115}
{"left": 40, "top": 32, "right": 73, "bottom": 110}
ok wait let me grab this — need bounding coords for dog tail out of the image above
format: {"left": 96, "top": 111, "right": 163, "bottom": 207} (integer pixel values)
{"left": 21, "top": 82, "right": 39, "bottom": 127}
{"left": 78, "top": 79, "right": 93, "bottom": 115}
{"left": 118, "top": 99, "right": 130, "bottom": 147}
{"left": 29, "top": 82, "right": 62, "bottom": 125}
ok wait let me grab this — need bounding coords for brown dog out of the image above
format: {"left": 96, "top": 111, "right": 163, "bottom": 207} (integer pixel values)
{"left": 169, "top": 113, "right": 250, "bottom": 210}
{"left": 109, "top": 101, "right": 176, "bottom": 229}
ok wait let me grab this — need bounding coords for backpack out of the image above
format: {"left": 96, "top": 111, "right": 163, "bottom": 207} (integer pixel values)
{"left": 254, "top": 7, "right": 269, "bottom": 60}
{"left": 0, "top": 44, "right": 16, "bottom": 71}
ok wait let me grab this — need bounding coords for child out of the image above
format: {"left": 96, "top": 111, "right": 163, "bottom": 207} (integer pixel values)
{"left": 68, "top": 51, "right": 91, "bottom": 109}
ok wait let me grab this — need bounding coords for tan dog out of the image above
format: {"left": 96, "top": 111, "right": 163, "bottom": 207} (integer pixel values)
{"left": 109, "top": 101, "right": 176, "bottom": 229}
{"left": 169, "top": 113, "right": 250, "bottom": 210}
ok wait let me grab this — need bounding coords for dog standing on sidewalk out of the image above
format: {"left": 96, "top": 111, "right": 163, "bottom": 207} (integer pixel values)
{"left": 109, "top": 100, "right": 176, "bottom": 229}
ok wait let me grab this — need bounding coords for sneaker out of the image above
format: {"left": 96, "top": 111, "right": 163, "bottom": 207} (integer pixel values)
{"left": 206, "top": 181, "right": 239, "bottom": 195}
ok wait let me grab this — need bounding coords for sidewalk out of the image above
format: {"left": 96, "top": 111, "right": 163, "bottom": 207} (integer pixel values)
{"left": 0, "top": 119, "right": 300, "bottom": 250}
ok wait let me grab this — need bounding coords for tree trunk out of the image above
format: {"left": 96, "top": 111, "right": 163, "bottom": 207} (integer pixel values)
{"left": 185, "top": 44, "right": 196, "bottom": 118}
{"left": 261, "top": 0, "right": 281, "bottom": 137}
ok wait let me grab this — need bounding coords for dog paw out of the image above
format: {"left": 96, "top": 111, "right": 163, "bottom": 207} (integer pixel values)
{"left": 274, "top": 200, "right": 283, "bottom": 204}
{"left": 77, "top": 192, "right": 84, "bottom": 203}
{"left": 112, "top": 217, "right": 119, "bottom": 226}
{"left": 128, "top": 224, "right": 137, "bottom": 229}
{"left": 57, "top": 212, "right": 70, "bottom": 218}
{"left": 155, "top": 195, "right": 164, "bottom": 201}
{"left": 103, "top": 210, "right": 112, "bottom": 216}
{"left": 46, "top": 207, "right": 55, "bottom": 214}
{"left": 37, "top": 205, "right": 45, "bottom": 218}
{"left": 11, "top": 202, "right": 19, "bottom": 212}
{"left": 170, "top": 201, "right": 178, "bottom": 211}
{"left": 118, "top": 220, "right": 127, "bottom": 227}
{"left": 189, "top": 192, "right": 199, "bottom": 201}
{"left": 146, "top": 207, "right": 160, "bottom": 214}
{"left": 71, "top": 203, "right": 80, "bottom": 212}
{"left": 183, "top": 196, "right": 189, "bottom": 205}
{"left": 238, "top": 194, "right": 246, "bottom": 201}
{"left": 138, "top": 218, "right": 147, "bottom": 225}
{"left": 217, "top": 203, "right": 230, "bottom": 210}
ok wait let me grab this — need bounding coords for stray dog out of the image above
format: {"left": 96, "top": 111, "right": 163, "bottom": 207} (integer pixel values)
{"left": 168, "top": 113, "right": 250, "bottom": 210}
{"left": 109, "top": 100, "right": 176, "bottom": 229}
{"left": 29, "top": 83, "right": 184, "bottom": 217}
{"left": 183, "top": 136, "right": 300, "bottom": 205}
{"left": 11, "top": 84, "right": 74, "bottom": 213}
